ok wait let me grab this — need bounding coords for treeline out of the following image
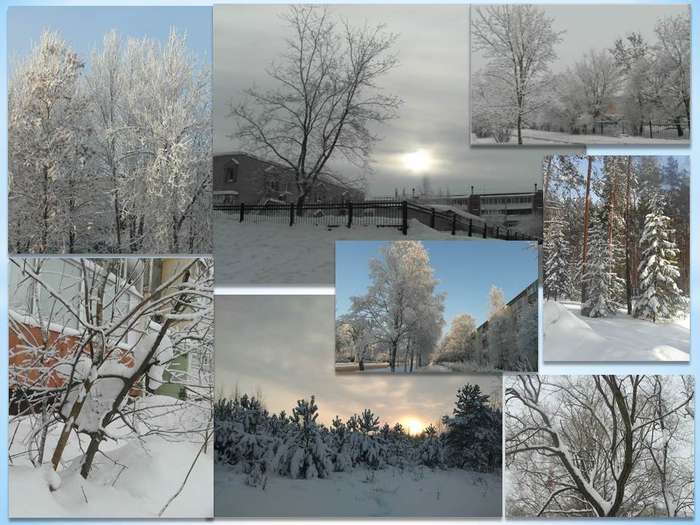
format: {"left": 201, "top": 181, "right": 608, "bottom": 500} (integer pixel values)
{"left": 215, "top": 384, "right": 501, "bottom": 488}
{"left": 544, "top": 155, "right": 689, "bottom": 321}
{"left": 431, "top": 286, "right": 537, "bottom": 372}
{"left": 9, "top": 29, "right": 211, "bottom": 254}
{"left": 471, "top": 5, "right": 690, "bottom": 143}
{"left": 541, "top": 12, "right": 690, "bottom": 139}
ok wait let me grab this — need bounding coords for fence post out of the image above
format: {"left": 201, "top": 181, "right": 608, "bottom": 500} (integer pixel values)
{"left": 496, "top": 226, "right": 499, "bottom": 239}
{"left": 347, "top": 202, "right": 353, "bottom": 228}
{"left": 451, "top": 213, "right": 456, "bottom": 235}
{"left": 430, "top": 208, "right": 436, "bottom": 229}
{"left": 401, "top": 201, "right": 408, "bottom": 235}
{"left": 289, "top": 203, "right": 295, "bottom": 226}
{"left": 483, "top": 223, "right": 487, "bottom": 239}
{"left": 468, "top": 219, "right": 472, "bottom": 237}
{"left": 239, "top": 203, "right": 245, "bottom": 223}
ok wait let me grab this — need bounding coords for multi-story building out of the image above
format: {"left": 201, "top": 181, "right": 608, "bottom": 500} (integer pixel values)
{"left": 421, "top": 186, "right": 543, "bottom": 232}
{"left": 213, "top": 152, "right": 364, "bottom": 206}
{"left": 474, "top": 280, "right": 538, "bottom": 367}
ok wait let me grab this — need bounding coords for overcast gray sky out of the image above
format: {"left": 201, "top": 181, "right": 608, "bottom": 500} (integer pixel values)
{"left": 471, "top": 4, "right": 690, "bottom": 74}
{"left": 214, "top": 5, "right": 575, "bottom": 197}
{"left": 216, "top": 295, "right": 501, "bottom": 429}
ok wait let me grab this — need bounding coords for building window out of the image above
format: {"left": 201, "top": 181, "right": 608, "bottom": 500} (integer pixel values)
{"left": 226, "top": 162, "right": 238, "bottom": 183}
{"left": 266, "top": 178, "right": 280, "bottom": 192}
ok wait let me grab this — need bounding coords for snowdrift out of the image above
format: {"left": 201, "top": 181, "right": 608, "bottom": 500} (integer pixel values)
{"left": 544, "top": 300, "right": 689, "bottom": 361}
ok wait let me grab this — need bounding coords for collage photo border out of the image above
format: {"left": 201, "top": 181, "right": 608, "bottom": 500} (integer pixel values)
{"left": 0, "top": 0, "right": 699, "bottom": 522}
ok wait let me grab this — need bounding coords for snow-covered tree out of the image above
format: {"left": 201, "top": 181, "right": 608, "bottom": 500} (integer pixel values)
{"left": 544, "top": 215, "right": 570, "bottom": 300}
{"left": 471, "top": 5, "right": 563, "bottom": 144}
{"left": 569, "top": 49, "right": 621, "bottom": 134}
{"left": 506, "top": 375, "right": 694, "bottom": 518}
{"left": 9, "top": 257, "right": 214, "bottom": 485}
{"left": 433, "top": 314, "right": 476, "bottom": 364}
{"left": 8, "top": 31, "right": 87, "bottom": 253}
{"left": 633, "top": 196, "right": 687, "bottom": 322}
{"left": 346, "top": 241, "right": 445, "bottom": 372}
{"left": 229, "top": 5, "right": 399, "bottom": 213}
{"left": 8, "top": 28, "right": 211, "bottom": 254}
{"left": 581, "top": 221, "right": 625, "bottom": 318}
{"left": 653, "top": 10, "right": 691, "bottom": 133}
{"left": 286, "top": 397, "right": 333, "bottom": 479}
{"left": 418, "top": 424, "right": 444, "bottom": 468}
{"left": 443, "top": 384, "right": 501, "bottom": 472}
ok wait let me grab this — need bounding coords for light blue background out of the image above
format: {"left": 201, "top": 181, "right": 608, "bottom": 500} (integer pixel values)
{"left": 0, "top": 0, "right": 697, "bottom": 523}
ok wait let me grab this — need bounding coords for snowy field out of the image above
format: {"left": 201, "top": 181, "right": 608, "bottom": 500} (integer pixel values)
{"left": 9, "top": 396, "right": 213, "bottom": 518}
{"left": 215, "top": 463, "right": 501, "bottom": 517}
{"left": 471, "top": 129, "right": 689, "bottom": 146}
{"left": 215, "top": 215, "right": 483, "bottom": 286}
{"left": 543, "top": 300, "right": 690, "bottom": 362}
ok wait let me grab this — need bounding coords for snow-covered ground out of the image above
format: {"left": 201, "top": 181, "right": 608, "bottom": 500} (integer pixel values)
{"left": 335, "top": 362, "right": 488, "bottom": 374}
{"left": 9, "top": 396, "right": 213, "bottom": 518}
{"left": 215, "top": 215, "right": 484, "bottom": 286}
{"left": 471, "top": 129, "right": 689, "bottom": 146}
{"left": 215, "top": 463, "right": 501, "bottom": 517}
{"left": 543, "top": 300, "right": 690, "bottom": 362}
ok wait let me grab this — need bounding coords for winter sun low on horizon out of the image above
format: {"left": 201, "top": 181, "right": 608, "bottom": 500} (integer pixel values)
{"left": 335, "top": 240, "right": 539, "bottom": 374}
{"left": 215, "top": 295, "right": 503, "bottom": 517}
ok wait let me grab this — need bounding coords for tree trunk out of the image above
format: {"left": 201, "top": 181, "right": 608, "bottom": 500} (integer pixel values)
{"left": 624, "top": 157, "right": 632, "bottom": 314}
{"left": 112, "top": 166, "right": 122, "bottom": 252}
{"left": 543, "top": 156, "right": 553, "bottom": 200}
{"left": 42, "top": 164, "right": 49, "bottom": 251}
{"left": 295, "top": 190, "right": 307, "bottom": 216}
{"left": 80, "top": 433, "right": 102, "bottom": 479}
{"left": 581, "top": 157, "right": 593, "bottom": 303}
{"left": 390, "top": 340, "right": 397, "bottom": 373}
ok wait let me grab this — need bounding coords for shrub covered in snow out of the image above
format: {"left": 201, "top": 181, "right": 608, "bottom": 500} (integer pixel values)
{"left": 215, "top": 384, "right": 502, "bottom": 486}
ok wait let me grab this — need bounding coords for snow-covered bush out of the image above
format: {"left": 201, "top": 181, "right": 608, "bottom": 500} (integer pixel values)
{"left": 215, "top": 385, "right": 502, "bottom": 487}
{"left": 418, "top": 425, "right": 444, "bottom": 468}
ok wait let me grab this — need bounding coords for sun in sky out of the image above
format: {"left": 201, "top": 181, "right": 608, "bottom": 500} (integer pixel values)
{"left": 401, "top": 416, "right": 427, "bottom": 436}
{"left": 401, "top": 149, "right": 433, "bottom": 174}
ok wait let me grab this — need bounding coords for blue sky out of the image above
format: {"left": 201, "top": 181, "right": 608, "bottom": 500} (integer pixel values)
{"left": 7, "top": 6, "right": 211, "bottom": 67}
{"left": 335, "top": 240, "right": 538, "bottom": 332}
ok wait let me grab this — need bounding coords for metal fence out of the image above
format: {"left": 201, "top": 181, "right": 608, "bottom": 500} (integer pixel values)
{"left": 214, "top": 200, "right": 540, "bottom": 241}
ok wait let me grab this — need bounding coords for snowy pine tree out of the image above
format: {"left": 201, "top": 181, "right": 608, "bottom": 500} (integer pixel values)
{"left": 633, "top": 196, "right": 687, "bottom": 322}
{"left": 329, "top": 416, "right": 353, "bottom": 472}
{"left": 442, "top": 384, "right": 501, "bottom": 472}
{"left": 418, "top": 424, "right": 444, "bottom": 468}
{"left": 286, "top": 396, "right": 333, "bottom": 479}
{"left": 544, "top": 215, "right": 570, "bottom": 301}
{"left": 581, "top": 221, "right": 625, "bottom": 318}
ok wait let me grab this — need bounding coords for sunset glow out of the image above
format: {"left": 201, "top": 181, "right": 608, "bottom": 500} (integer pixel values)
{"left": 402, "top": 416, "right": 426, "bottom": 436}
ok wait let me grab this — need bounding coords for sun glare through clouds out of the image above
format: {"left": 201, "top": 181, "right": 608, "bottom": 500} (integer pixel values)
{"left": 401, "top": 149, "right": 433, "bottom": 174}
{"left": 401, "top": 416, "right": 427, "bottom": 436}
